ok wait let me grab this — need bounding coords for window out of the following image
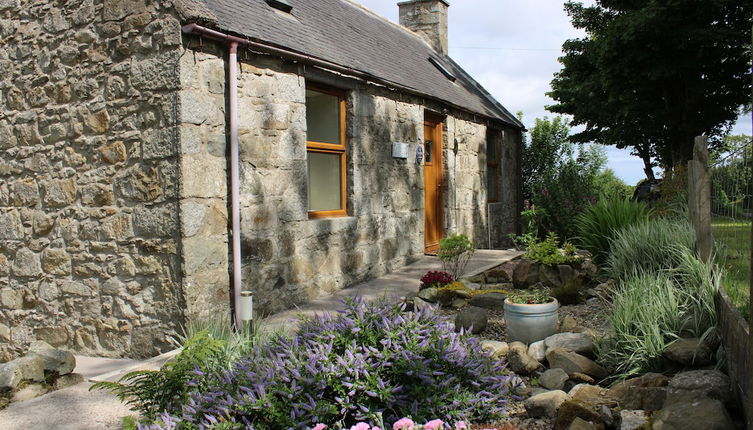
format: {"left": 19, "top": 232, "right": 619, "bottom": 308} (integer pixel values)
{"left": 487, "top": 129, "right": 501, "bottom": 202}
{"left": 306, "top": 84, "right": 346, "bottom": 218}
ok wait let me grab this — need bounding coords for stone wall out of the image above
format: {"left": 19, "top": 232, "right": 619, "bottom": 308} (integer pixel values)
{"left": 0, "top": 0, "right": 186, "bottom": 360}
{"left": 179, "top": 41, "right": 521, "bottom": 317}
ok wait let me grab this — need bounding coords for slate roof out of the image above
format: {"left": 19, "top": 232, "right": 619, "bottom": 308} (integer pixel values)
{"left": 185, "top": 0, "right": 523, "bottom": 129}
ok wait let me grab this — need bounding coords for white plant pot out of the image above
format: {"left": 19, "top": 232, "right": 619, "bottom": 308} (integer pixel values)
{"left": 504, "top": 298, "right": 559, "bottom": 344}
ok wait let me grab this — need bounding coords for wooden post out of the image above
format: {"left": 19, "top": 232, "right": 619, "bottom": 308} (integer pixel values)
{"left": 687, "top": 136, "right": 713, "bottom": 262}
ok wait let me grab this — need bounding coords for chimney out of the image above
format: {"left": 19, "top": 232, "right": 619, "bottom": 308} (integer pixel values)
{"left": 398, "top": 0, "right": 449, "bottom": 55}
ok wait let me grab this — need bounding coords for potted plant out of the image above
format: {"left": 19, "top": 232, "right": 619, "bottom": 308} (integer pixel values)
{"left": 504, "top": 287, "right": 559, "bottom": 344}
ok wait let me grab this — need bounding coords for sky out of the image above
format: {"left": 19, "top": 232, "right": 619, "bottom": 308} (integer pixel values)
{"left": 354, "top": 0, "right": 752, "bottom": 186}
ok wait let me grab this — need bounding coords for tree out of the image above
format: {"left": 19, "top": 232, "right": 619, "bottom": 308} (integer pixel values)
{"left": 521, "top": 115, "right": 608, "bottom": 239}
{"left": 548, "top": 0, "right": 752, "bottom": 173}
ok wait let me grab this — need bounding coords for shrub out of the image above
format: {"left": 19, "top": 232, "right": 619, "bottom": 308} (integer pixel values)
{"left": 598, "top": 271, "right": 683, "bottom": 380}
{"left": 599, "top": 250, "right": 720, "bottom": 381}
{"left": 524, "top": 232, "right": 581, "bottom": 266}
{"left": 605, "top": 218, "right": 695, "bottom": 281}
{"left": 419, "top": 271, "right": 454, "bottom": 290}
{"left": 438, "top": 234, "right": 475, "bottom": 279}
{"left": 141, "top": 298, "right": 514, "bottom": 430}
{"left": 574, "top": 197, "right": 651, "bottom": 265}
{"left": 93, "top": 318, "right": 264, "bottom": 420}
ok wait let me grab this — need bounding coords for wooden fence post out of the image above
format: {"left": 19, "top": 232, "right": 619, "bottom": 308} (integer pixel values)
{"left": 687, "top": 136, "right": 713, "bottom": 262}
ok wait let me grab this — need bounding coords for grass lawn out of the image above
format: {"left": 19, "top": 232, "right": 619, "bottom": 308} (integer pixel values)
{"left": 712, "top": 217, "right": 751, "bottom": 320}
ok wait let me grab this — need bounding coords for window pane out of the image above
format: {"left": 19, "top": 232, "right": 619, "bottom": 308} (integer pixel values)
{"left": 308, "top": 151, "right": 342, "bottom": 211}
{"left": 306, "top": 89, "right": 340, "bottom": 144}
{"left": 425, "top": 140, "right": 432, "bottom": 163}
{"left": 488, "top": 139, "right": 497, "bottom": 162}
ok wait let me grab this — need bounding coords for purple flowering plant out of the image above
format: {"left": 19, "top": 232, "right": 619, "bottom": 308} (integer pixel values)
{"left": 139, "top": 298, "right": 514, "bottom": 430}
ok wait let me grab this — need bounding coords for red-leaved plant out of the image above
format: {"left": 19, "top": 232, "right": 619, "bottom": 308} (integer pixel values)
{"left": 419, "top": 271, "right": 454, "bottom": 290}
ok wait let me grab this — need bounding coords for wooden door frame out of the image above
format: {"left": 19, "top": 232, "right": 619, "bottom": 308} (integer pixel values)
{"left": 423, "top": 114, "right": 444, "bottom": 253}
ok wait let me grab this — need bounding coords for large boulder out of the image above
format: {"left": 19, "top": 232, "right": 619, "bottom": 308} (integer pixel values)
{"left": 512, "top": 258, "right": 539, "bottom": 287}
{"left": 454, "top": 306, "right": 488, "bottom": 334}
{"left": 524, "top": 389, "right": 569, "bottom": 418}
{"left": 666, "top": 369, "right": 732, "bottom": 406}
{"left": 11, "top": 383, "right": 48, "bottom": 402}
{"left": 469, "top": 292, "right": 507, "bottom": 310}
{"left": 0, "top": 355, "right": 45, "bottom": 392}
{"left": 485, "top": 268, "right": 512, "bottom": 283}
{"left": 417, "top": 287, "right": 439, "bottom": 303}
{"left": 567, "top": 418, "right": 599, "bottom": 430}
{"left": 508, "top": 341, "right": 543, "bottom": 375}
{"left": 663, "top": 338, "right": 713, "bottom": 367}
{"left": 554, "top": 398, "right": 610, "bottom": 430}
{"left": 651, "top": 397, "right": 734, "bottom": 430}
{"left": 546, "top": 348, "right": 607, "bottom": 379}
{"left": 545, "top": 332, "right": 595, "bottom": 356}
{"left": 608, "top": 373, "right": 668, "bottom": 411}
{"left": 540, "top": 368, "right": 570, "bottom": 391}
{"left": 28, "top": 341, "right": 76, "bottom": 375}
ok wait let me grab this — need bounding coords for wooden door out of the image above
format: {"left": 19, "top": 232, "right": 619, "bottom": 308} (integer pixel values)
{"left": 424, "top": 119, "right": 444, "bottom": 253}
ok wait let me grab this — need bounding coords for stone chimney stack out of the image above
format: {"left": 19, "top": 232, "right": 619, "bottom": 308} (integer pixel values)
{"left": 398, "top": 0, "right": 449, "bottom": 55}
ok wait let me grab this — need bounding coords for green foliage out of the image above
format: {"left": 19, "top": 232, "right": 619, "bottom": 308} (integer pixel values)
{"left": 599, "top": 251, "right": 721, "bottom": 381}
{"left": 549, "top": 0, "right": 752, "bottom": 169}
{"left": 592, "top": 169, "right": 634, "bottom": 200}
{"left": 598, "top": 271, "right": 683, "bottom": 380}
{"left": 524, "top": 232, "right": 581, "bottom": 266}
{"left": 122, "top": 416, "right": 139, "bottom": 430}
{"left": 574, "top": 197, "right": 651, "bottom": 265}
{"left": 521, "top": 115, "right": 608, "bottom": 239}
{"left": 508, "top": 287, "right": 553, "bottom": 305}
{"left": 605, "top": 218, "right": 695, "bottom": 281}
{"left": 713, "top": 217, "right": 751, "bottom": 319}
{"left": 91, "top": 331, "right": 226, "bottom": 419}
{"left": 92, "top": 318, "right": 264, "bottom": 420}
{"left": 438, "top": 234, "right": 475, "bottom": 279}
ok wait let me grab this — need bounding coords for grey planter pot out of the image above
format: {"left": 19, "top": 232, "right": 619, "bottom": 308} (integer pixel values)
{"left": 504, "top": 298, "right": 559, "bottom": 344}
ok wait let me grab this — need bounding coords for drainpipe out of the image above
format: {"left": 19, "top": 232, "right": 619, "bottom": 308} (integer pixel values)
{"left": 228, "top": 42, "right": 245, "bottom": 330}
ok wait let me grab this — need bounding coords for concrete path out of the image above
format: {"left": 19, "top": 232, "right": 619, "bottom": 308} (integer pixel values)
{"left": 261, "top": 249, "right": 520, "bottom": 334}
{"left": 0, "top": 249, "right": 520, "bottom": 430}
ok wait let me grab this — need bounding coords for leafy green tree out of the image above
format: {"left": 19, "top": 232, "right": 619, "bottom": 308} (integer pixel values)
{"left": 592, "top": 168, "right": 634, "bottom": 200}
{"left": 548, "top": 0, "right": 753, "bottom": 173}
{"left": 522, "top": 115, "right": 608, "bottom": 239}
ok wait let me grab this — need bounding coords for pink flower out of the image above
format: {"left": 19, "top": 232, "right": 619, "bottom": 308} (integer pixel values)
{"left": 313, "top": 425, "right": 327, "bottom": 430}
{"left": 542, "top": 189, "right": 550, "bottom": 196}
{"left": 424, "top": 419, "right": 444, "bottom": 430}
{"left": 351, "top": 423, "right": 371, "bottom": 430}
{"left": 393, "top": 418, "right": 416, "bottom": 430}
{"left": 372, "top": 427, "right": 382, "bottom": 430}
{"left": 454, "top": 422, "right": 467, "bottom": 430}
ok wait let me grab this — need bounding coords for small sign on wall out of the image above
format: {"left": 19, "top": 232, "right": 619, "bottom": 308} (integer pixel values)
{"left": 392, "top": 142, "right": 409, "bottom": 159}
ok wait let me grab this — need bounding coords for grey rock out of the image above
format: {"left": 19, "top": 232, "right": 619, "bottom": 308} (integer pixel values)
{"left": 608, "top": 373, "right": 668, "bottom": 411}
{"left": 480, "top": 340, "right": 508, "bottom": 359}
{"left": 546, "top": 348, "right": 607, "bottom": 379}
{"left": 417, "top": 287, "right": 439, "bottom": 303}
{"left": 652, "top": 397, "right": 734, "bottom": 430}
{"left": 559, "top": 315, "right": 578, "bottom": 332}
{"left": 484, "top": 268, "right": 511, "bottom": 283}
{"left": 545, "top": 332, "right": 595, "bottom": 356}
{"left": 54, "top": 373, "right": 84, "bottom": 390}
{"left": 667, "top": 369, "right": 732, "bottom": 406}
{"left": 524, "top": 389, "right": 569, "bottom": 418}
{"left": 567, "top": 417, "right": 598, "bottom": 430}
{"left": 413, "top": 297, "right": 431, "bottom": 312}
{"left": 508, "top": 342, "right": 543, "bottom": 375}
{"left": 530, "top": 387, "right": 551, "bottom": 397}
{"left": 459, "top": 279, "right": 480, "bottom": 290}
{"left": 619, "top": 410, "right": 649, "bottom": 430}
{"left": 468, "top": 292, "right": 507, "bottom": 310}
{"left": 540, "top": 368, "right": 569, "bottom": 391}
{"left": 454, "top": 306, "right": 487, "bottom": 334}
{"left": 663, "top": 338, "right": 713, "bottom": 366}
{"left": 28, "top": 341, "right": 75, "bottom": 375}
{"left": 0, "top": 355, "right": 45, "bottom": 391}
{"left": 528, "top": 340, "right": 546, "bottom": 362}
{"left": 12, "top": 383, "right": 48, "bottom": 402}
{"left": 450, "top": 298, "right": 468, "bottom": 309}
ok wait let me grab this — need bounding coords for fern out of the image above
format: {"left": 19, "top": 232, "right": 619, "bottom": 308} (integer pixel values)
{"left": 91, "top": 330, "right": 226, "bottom": 419}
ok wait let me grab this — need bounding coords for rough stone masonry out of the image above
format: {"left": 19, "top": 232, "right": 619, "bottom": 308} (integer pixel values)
{"left": 0, "top": 0, "right": 522, "bottom": 359}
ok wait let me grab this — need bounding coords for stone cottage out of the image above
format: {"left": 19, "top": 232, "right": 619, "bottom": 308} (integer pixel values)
{"left": 0, "top": 0, "right": 524, "bottom": 359}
